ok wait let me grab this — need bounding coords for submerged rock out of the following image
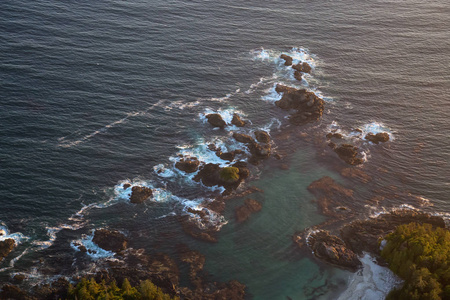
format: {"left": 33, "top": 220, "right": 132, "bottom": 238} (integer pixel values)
{"left": 254, "top": 130, "right": 271, "bottom": 144}
{"left": 0, "top": 239, "right": 15, "bottom": 261}
{"left": 365, "top": 132, "right": 390, "bottom": 144}
{"left": 130, "top": 186, "right": 153, "bottom": 204}
{"left": 340, "top": 167, "right": 371, "bottom": 183}
{"left": 333, "top": 144, "right": 364, "bottom": 165}
{"left": 206, "top": 113, "right": 226, "bottom": 129}
{"left": 235, "top": 199, "right": 262, "bottom": 223}
{"left": 175, "top": 156, "right": 200, "bottom": 173}
{"left": 231, "top": 113, "right": 246, "bottom": 127}
{"left": 275, "top": 84, "right": 324, "bottom": 125}
{"left": 92, "top": 229, "right": 128, "bottom": 253}
{"left": 280, "top": 54, "right": 293, "bottom": 66}
{"left": 307, "top": 230, "right": 361, "bottom": 271}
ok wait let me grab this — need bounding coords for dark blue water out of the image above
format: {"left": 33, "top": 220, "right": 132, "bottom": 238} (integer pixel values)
{"left": 1, "top": 0, "right": 449, "bottom": 298}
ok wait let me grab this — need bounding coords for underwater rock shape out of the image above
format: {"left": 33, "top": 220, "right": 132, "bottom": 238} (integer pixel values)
{"left": 231, "top": 113, "right": 246, "bottom": 127}
{"left": 307, "top": 230, "right": 362, "bottom": 271}
{"left": 235, "top": 199, "right": 262, "bottom": 223}
{"left": 206, "top": 113, "right": 226, "bottom": 129}
{"left": 129, "top": 186, "right": 153, "bottom": 204}
{"left": 175, "top": 156, "right": 200, "bottom": 173}
{"left": 92, "top": 229, "right": 128, "bottom": 253}
{"left": 0, "top": 239, "right": 15, "bottom": 261}
{"left": 365, "top": 132, "right": 390, "bottom": 144}
{"left": 254, "top": 130, "right": 271, "bottom": 144}
{"left": 280, "top": 54, "right": 293, "bottom": 66}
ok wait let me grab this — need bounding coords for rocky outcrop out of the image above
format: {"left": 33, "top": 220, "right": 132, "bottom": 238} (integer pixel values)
{"left": 331, "top": 144, "right": 364, "bottom": 165}
{"left": 175, "top": 156, "right": 200, "bottom": 173}
{"left": 254, "top": 130, "right": 271, "bottom": 143}
{"left": 292, "top": 62, "right": 312, "bottom": 73}
{"left": 307, "top": 230, "right": 361, "bottom": 271}
{"left": 280, "top": 54, "right": 293, "bottom": 66}
{"left": 231, "top": 113, "right": 246, "bottom": 127}
{"left": 275, "top": 84, "right": 324, "bottom": 125}
{"left": 92, "top": 229, "right": 128, "bottom": 253}
{"left": 365, "top": 132, "right": 390, "bottom": 144}
{"left": 193, "top": 162, "right": 250, "bottom": 194}
{"left": 232, "top": 132, "right": 255, "bottom": 144}
{"left": 0, "top": 239, "right": 15, "bottom": 261}
{"left": 248, "top": 141, "right": 271, "bottom": 163}
{"left": 340, "top": 210, "right": 446, "bottom": 255}
{"left": 235, "top": 199, "right": 262, "bottom": 223}
{"left": 326, "top": 132, "right": 343, "bottom": 139}
{"left": 206, "top": 114, "right": 226, "bottom": 129}
{"left": 130, "top": 186, "right": 153, "bottom": 204}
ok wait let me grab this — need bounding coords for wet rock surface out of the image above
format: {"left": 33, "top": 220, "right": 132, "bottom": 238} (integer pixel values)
{"left": 332, "top": 143, "right": 364, "bottom": 165}
{"left": 307, "top": 230, "right": 361, "bottom": 271}
{"left": 175, "top": 156, "right": 200, "bottom": 173}
{"left": 92, "top": 229, "right": 128, "bottom": 253}
{"left": 231, "top": 113, "right": 246, "bottom": 127}
{"left": 206, "top": 113, "right": 226, "bottom": 129}
{"left": 280, "top": 54, "right": 293, "bottom": 66}
{"left": 130, "top": 186, "right": 153, "bottom": 204}
{"left": 235, "top": 198, "right": 262, "bottom": 223}
{"left": 193, "top": 162, "right": 250, "bottom": 194}
{"left": 292, "top": 62, "right": 312, "bottom": 73}
{"left": 232, "top": 132, "right": 255, "bottom": 144}
{"left": 275, "top": 84, "right": 324, "bottom": 125}
{"left": 254, "top": 130, "right": 271, "bottom": 143}
{"left": 365, "top": 132, "right": 390, "bottom": 144}
{"left": 0, "top": 238, "right": 15, "bottom": 261}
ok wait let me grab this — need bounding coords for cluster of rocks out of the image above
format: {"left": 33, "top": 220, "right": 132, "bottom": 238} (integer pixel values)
{"left": 205, "top": 113, "right": 247, "bottom": 129}
{"left": 295, "top": 210, "right": 446, "bottom": 271}
{"left": 280, "top": 54, "right": 312, "bottom": 82}
{"left": 274, "top": 84, "right": 325, "bottom": 125}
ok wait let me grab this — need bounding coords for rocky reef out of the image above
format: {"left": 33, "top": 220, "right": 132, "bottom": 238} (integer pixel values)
{"left": 0, "top": 239, "right": 16, "bottom": 261}
{"left": 92, "top": 229, "right": 128, "bottom": 253}
{"left": 235, "top": 198, "right": 262, "bottom": 223}
{"left": 129, "top": 186, "right": 153, "bottom": 204}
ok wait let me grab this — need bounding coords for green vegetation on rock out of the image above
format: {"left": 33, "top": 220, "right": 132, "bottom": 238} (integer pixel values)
{"left": 381, "top": 222, "right": 450, "bottom": 300}
{"left": 219, "top": 167, "right": 240, "bottom": 182}
{"left": 67, "top": 278, "right": 177, "bottom": 300}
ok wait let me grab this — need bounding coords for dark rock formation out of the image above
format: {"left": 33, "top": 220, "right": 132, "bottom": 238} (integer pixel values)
{"left": 206, "top": 113, "right": 226, "bottom": 129}
{"left": 0, "top": 239, "right": 15, "bottom": 261}
{"left": 333, "top": 144, "right": 364, "bottom": 165}
{"left": 365, "top": 132, "right": 390, "bottom": 144}
{"left": 130, "top": 186, "right": 153, "bottom": 204}
{"left": 235, "top": 199, "right": 262, "bottom": 223}
{"left": 254, "top": 130, "right": 271, "bottom": 143}
{"left": 0, "top": 285, "right": 32, "bottom": 300}
{"left": 248, "top": 141, "right": 271, "bottom": 162}
{"left": 175, "top": 156, "right": 200, "bottom": 173}
{"left": 280, "top": 54, "right": 293, "bottom": 66}
{"left": 326, "top": 132, "right": 343, "bottom": 139}
{"left": 292, "top": 62, "right": 312, "bottom": 73}
{"left": 231, "top": 113, "right": 246, "bottom": 127}
{"left": 193, "top": 162, "right": 250, "bottom": 194}
{"left": 13, "top": 274, "right": 26, "bottom": 284}
{"left": 92, "top": 229, "right": 128, "bottom": 253}
{"left": 232, "top": 132, "right": 255, "bottom": 144}
{"left": 307, "top": 176, "right": 354, "bottom": 217}
{"left": 294, "top": 70, "right": 303, "bottom": 81}
{"left": 340, "top": 210, "right": 446, "bottom": 255}
{"left": 123, "top": 183, "right": 131, "bottom": 189}
{"left": 275, "top": 84, "right": 324, "bottom": 125}
{"left": 307, "top": 230, "right": 361, "bottom": 271}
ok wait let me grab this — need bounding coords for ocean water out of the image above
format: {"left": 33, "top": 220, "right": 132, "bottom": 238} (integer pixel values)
{"left": 1, "top": 0, "right": 449, "bottom": 299}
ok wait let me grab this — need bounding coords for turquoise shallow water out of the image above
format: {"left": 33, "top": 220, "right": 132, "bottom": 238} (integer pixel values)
{"left": 1, "top": 0, "right": 449, "bottom": 298}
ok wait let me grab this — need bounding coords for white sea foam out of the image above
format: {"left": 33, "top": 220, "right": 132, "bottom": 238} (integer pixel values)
{"left": 0, "top": 224, "right": 29, "bottom": 246}
{"left": 70, "top": 232, "right": 115, "bottom": 260}
{"left": 337, "top": 253, "right": 402, "bottom": 300}
{"left": 200, "top": 107, "right": 247, "bottom": 131}
{"left": 262, "top": 84, "right": 282, "bottom": 103}
{"left": 33, "top": 223, "right": 84, "bottom": 249}
{"left": 181, "top": 198, "right": 228, "bottom": 230}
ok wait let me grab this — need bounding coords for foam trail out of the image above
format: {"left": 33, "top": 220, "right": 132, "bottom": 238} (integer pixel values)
{"left": 0, "top": 248, "right": 30, "bottom": 273}
{"left": 337, "top": 253, "right": 402, "bottom": 300}
{"left": 33, "top": 223, "right": 84, "bottom": 249}
{"left": 0, "top": 223, "right": 29, "bottom": 245}
{"left": 58, "top": 100, "right": 165, "bottom": 148}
